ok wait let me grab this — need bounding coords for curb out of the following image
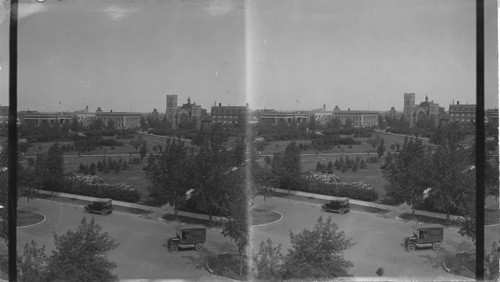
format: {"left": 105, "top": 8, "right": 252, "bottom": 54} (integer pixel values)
{"left": 16, "top": 212, "right": 46, "bottom": 229}
{"left": 251, "top": 211, "right": 283, "bottom": 227}
{"left": 205, "top": 257, "right": 215, "bottom": 274}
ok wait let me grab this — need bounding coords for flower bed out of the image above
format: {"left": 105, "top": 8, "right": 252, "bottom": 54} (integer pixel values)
{"left": 58, "top": 173, "right": 141, "bottom": 203}
{"left": 297, "top": 174, "right": 378, "bottom": 202}
{"left": 302, "top": 171, "right": 340, "bottom": 183}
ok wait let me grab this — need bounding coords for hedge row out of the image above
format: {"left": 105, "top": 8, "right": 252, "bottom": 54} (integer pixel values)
{"left": 57, "top": 175, "right": 141, "bottom": 203}
{"left": 294, "top": 178, "right": 378, "bottom": 202}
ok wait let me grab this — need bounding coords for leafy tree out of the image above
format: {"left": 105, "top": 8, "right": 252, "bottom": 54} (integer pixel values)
{"left": 35, "top": 143, "right": 64, "bottom": 197}
{"left": 273, "top": 141, "right": 301, "bottom": 196}
{"left": 382, "top": 139, "right": 431, "bottom": 215}
{"left": 231, "top": 137, "right": 246, "bottom": 167}
{"left": 377, "top": 138, "right": 385, "bottom": 158}
{"left": 191, "top": 124, "right": 232, "bottom": 223}
{"left": 89, "top": 163, "right": 96, "bottom": 175}
{"left": 281, "top": 216, "right": 355, "bottom": 279}
{"left": 485, "top": 241, "right": 500, "bottom": 281}
{"left": 326, "top": 161, "right": 334, "bottom": 174}
{"left": 429, "top": 145, "right": 472, "bottom": 222}
{"left": 17, "top": 218, "right": 119, "bottom": 282}
{"left": 252, "top": 239, "right": 285, "bottom": 281}
{"left": 17, "top": 240, "right": 48, "bottom": 282}
{"left": 221, "top": 171, "right": 249, "bottom": 277}
{"left": 146, "top": 139, "right": 193, "bottom": 216}
{"left": 343, "top": 117, "right": 353, "bottom": 130}
{"left": 139, "top": 141, "right": 148, "bottom": 160}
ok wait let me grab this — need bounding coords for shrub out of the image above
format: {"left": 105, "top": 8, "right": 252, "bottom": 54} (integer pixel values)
{"left": 296, "top": 176, "right": 378, "bottom": 202}
{"left": 62, "top": 173, "right": 141, "bottom": 203}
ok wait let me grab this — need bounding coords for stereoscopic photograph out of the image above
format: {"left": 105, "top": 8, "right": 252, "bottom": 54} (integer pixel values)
{"left": 0, "top": 0, "right": 498, "bottom": 281}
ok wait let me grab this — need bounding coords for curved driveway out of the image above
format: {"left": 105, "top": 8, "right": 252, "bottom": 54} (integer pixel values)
{"left": 251, "top": 196, "right": 498, "bottom": 280}
{"left": 17, "top": 198, "right": 231, "bottom": 281}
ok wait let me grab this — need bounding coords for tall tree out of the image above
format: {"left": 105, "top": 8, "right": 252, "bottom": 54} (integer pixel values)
{"left": 281, "top": 216, "right": 355, "bottom": 279}
{"left": 271, "top": 141, "right": 301, "bottom": 196}
{"left": 145, "top": 140, "right": 193, "bottom": 216}
{"left": 221, "top": 168, "right": 249, "bottom": 277}
{"left": 382, "top": 138, "right": 431, "bottom": 215}
{"left": 35, "top": 143, "right": 64, "bottom": 197}
{"left": 191, "top": 124, "right": 232, "bottom": 223}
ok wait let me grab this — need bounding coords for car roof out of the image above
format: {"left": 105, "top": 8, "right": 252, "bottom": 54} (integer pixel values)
{"left": 413, "top": 224, "right": 443, "bottom": 229}
{"left": 175, "top": 224, "right": 206, "bottom": 231}
{"left": 331, "top": 197, "right": 349, "bottom": 202}
{"left": 94, "top": 198, "right": 112, "bottom": 202}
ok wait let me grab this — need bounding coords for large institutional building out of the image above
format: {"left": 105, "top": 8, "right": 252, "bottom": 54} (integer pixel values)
{"left": 94, "top": 107, "right": 141, "bottom": 129}
{"left": 210, "top": 103, "right": 249, "bottom": 126}
{"left": 312, "top": 105, "right": 378, "bottom": 128}
{"left": 448, "top": 101, "right": 476, "bottom": 123}
{"left": 257, "top": 110, "right": 311, "bottom": 125}
{"left": 166, "top": 95, "right": 206, "bottom": 129}
{"left": 403, "top": 93, "right": 447, "bottom": 127}
{"left": 18, "top": 111, "right": 74, "bottom": 127}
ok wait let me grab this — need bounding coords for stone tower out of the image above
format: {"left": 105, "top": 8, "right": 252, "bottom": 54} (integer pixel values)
{"left": 403, "top": 93, "right": 415, "bottom": 124}
{"left": 166, "top": 95, "right": 178, "bottom": 125}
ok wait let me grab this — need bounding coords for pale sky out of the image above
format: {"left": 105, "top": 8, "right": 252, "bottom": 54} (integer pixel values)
{"left": 0, "top": 0, "right": 497, "bottom": 113}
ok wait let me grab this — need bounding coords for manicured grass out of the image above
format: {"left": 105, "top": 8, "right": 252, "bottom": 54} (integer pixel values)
{"left": 17, "top": 210, "right": 45, "bottom": 227}
{"left": 485, "top": 208, "right": 499, "bottom": 225}
{"left": 207, "top": 253, "right": 248, "bottom": 281}
{"left": 398, "top": 213, "right": 460, "bottom": 227}
{"left": 250, "top": 208, "right": 281, "bottom": 225}
{"left": 443, "top": 252, "right": 475, "bottom": 279}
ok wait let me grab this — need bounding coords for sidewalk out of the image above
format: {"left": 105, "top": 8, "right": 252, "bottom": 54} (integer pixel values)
{"left": 273, "top": 188, "right": 463, "bottom": 221}
{"left": 36, "top": 190, "right": 225, "bottom": 223}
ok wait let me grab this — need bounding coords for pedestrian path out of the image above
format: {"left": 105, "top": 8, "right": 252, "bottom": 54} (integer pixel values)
{"left": 272, "top": 188, "right": 463, "bottom": 221}
{"left": 36, "top": 190, "right": 224, "bottom": 222}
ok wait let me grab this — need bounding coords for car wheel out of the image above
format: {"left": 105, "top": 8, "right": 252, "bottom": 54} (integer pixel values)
{"left": 339, "top": 208, "right": 345, "bottom": 215}
{"left": 170, "top": 245, "right": 179, "bottom": 253}
{"left": 101, "top": 210, "right": 107, "bottom": 216}
{"left": 406, "top": 243, "right": 416, "bottom": 252}
{"left": 432, "top": 242, "right": 440, "bottom": 251}
{"left": 195, "top": 243, "right": 203, "bottom": 251}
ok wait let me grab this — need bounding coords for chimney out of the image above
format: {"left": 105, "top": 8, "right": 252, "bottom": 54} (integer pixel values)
{"left": 219, "top": 103, "right": 221, "bottom": 107}
{"left": 110, "top": 110, "right": 113, "bottom": 113}
{"left": 86, "top": 106, "right": 89, "bottom": 113}
{"left": 323, "top": 104, "right": 326, "bottom": 111}
{"left": 457, "top": 101, "right": 460, "bottom": 105}
{"left": 348, "top": 108, "right": 350, "bottom": 111}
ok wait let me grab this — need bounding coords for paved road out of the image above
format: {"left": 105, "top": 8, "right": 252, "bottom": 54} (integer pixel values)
{"left": 17, "top": 198, "right": 232, "bottom": 281}
{"left": 251, "top": 196, "right": 499, "bottom": 280}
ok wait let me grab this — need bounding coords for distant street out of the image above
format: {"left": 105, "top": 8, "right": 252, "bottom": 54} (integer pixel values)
{"left": 17, "top": 198, "right": 230, "bottom": 281}
{"left": 251, "top": 196, "right": 499, "bottom": 279}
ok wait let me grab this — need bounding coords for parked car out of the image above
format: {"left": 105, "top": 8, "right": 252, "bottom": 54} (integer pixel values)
{"left": 321, "top": 198, "right": 350, "bottom": 215}
{"left": 84, "top": 199, "right": 113, "bottom": 215}
{"left": 166, "top": 225, "right": 206, "bottom": 253}
{"left": 404, "top": 224, "right": 443, "bottom": 252}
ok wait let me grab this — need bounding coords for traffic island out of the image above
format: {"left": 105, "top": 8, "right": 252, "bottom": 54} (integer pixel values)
{"left": 250, "top": 208, "right": 282, "bottom": 226}
{"left": 17, "top": 210, "right": 46, "bottom": 228}
{"left": 442, "top": 252, "right": 475, "bottom": 279}
{"left": 206, "top": 253, "right": 248, "bottom": 281}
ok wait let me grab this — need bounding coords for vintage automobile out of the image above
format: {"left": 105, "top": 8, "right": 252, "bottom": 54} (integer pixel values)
{"left": 84, "top": 199, "right": 113, "bottom": 215}
{"left": 321, "top": 197, "right": 350, "bottom": 215}
{"left": 166, "top": 225, "right": 206, "bottom": 253}
{"left": 404, "top": 224, "right": 443, "bottom": 252}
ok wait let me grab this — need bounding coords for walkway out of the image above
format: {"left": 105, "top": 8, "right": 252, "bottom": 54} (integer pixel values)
{"left": 37, "top": 187, "right": 465, "bottom": 224}
{"left": 36, "top": 190, "right": 224, "bottom": 222}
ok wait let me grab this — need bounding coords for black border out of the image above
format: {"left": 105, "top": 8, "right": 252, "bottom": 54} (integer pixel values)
{"left": 475, "top": 0, "right": 485, "bottom": 280}
{"left": 6, "top": 0, "right": 489, "bottom": 281}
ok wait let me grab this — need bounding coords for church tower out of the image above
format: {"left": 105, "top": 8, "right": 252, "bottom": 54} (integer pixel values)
{"left": 166, "top": 95, "right": 178, "bottom": 127}
{"left": 403, "top": 93, "right": 415, "bottom": 124}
